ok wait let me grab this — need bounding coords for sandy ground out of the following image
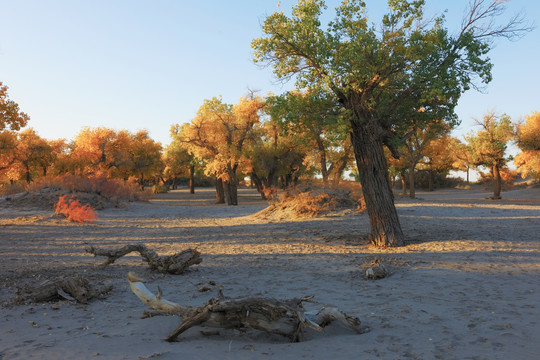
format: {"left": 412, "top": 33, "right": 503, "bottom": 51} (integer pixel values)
{"left": 0, "top": 186, "right": 539, "bottom": 360}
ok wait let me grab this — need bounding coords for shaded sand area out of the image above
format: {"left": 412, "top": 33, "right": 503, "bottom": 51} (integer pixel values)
{"left": 1, "top": 187, "right": 539, "bottom": 359}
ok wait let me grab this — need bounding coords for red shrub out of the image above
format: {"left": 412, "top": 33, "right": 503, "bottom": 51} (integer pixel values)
{"left": 54, "top": 195, "right": 97, "bottom": 223}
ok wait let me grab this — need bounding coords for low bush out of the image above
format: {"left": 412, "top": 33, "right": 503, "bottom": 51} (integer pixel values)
{"left": 254, "top": 182, "right": 364, "bottom": 220}
{"left": 54, "top": 195, "right": 97, "bottom": 223}
{"left": 152, "top": 184, "right": 169, "bottom": 194}
{"left": 0, "top": 181, "right": 26, "bottom": 195}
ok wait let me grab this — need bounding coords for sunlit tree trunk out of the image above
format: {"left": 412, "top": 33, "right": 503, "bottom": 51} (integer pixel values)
{"left": 223, "top": 165, "right": 238, "bottom": 206}
{"left": 492, "top": 164, "right": 502, "bottom": 199}
{"left": 400, "top": 171, "right": 407, "bottom": 195}
{"left": 351, "top": 121, "right": 404, "bottom": 247}
{"left": 215, "top": 178, "right": 225, "bottom": 204}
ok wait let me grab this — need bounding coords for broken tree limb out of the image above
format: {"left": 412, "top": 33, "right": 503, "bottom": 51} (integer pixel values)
{"left": 16, "top": 275, "right": 113, "bottom": 304}
{"left": 127, "top": 272, "right": 362, "bottom": 342}
{"left": 86, "top": 244, "right": 201, "bottom": 274}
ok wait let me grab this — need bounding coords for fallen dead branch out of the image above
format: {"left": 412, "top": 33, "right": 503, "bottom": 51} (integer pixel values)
{"left": 86, "top": 244, "right": 201, "bottom": 274}
{"left": 128, "top": 272, "right": 362, "bottom": 342}
{"left": 16, "top": 275, "right": 112, "bottom": 304}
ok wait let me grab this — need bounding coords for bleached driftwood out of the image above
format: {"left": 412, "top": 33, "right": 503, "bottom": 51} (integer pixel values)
{"left": 128, "top": 272, "right": 362, "bottom": 342}
{"left": 86, "top": 244, "right": 201, "bottom": 274}
{"left": 16, "top": 275, "right": 113, "bottom": 304}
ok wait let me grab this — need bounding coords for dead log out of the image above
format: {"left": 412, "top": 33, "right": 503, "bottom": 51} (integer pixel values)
{"left": 16, "top": 275, "right": 113, "bottom": 304}
{"left": 128, "top": 272, "right": 362, "bottom": 342}
{"left": 85, "top": 244, "right": 201, "bottom": 274}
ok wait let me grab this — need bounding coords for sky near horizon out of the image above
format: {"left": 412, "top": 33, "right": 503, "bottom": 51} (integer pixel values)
{"left": 1, "top": 0, "right": 539, "bottom": 147}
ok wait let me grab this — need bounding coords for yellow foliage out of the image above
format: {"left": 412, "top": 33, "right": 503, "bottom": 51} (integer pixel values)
{"left": 514, "top": 112, "right": 540, "bottom": 179}
{"left": 514, "top": 150, "right": 540, "bottom": 180}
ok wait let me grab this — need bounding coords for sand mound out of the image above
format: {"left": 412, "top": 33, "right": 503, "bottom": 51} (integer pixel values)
{"left": 253, "top": 185, "right": 364, "bottom": 221}
{"left": 0, "top": 187, "right": 116, "bottom": 210}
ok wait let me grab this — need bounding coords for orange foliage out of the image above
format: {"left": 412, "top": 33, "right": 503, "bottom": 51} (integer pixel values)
{"left": 54, "top": 195, "right": 97, "bottom": 223}
{"left": 0, "top": 82, "right": 30, "bottom": 131}
{"left": 70, "top": 127, "right": 162, "bottom": 184}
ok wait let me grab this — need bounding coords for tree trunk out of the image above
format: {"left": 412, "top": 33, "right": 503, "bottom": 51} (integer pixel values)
{"left": 224, "top": 165, "right": 238, "bottom": 206}
{"left": 251, "top": 173, "right": 268, "bottom": 200}
{"left": 350, "top": 123, "right": 405, "bottom": 247}
{"left": 331, "top": 153, "right": 350, "bottom": 187}
{"left": 316, "top": 138, "right": 329, "bottom": 187}
{"left": 492, "top": 164, "right": 502, "bottom": 199}
{"left": 428, "top": 170, "right": 434, "bottom": 192}
{"left": 408, "top": 164, "right": 416, "bottom": 199}
{"left": 215, "top": 178, "right": 225, "bottom": 204}
{"left": 189, "top": 164, "right": 195, "bottom": 194}
{"left": 223, "top": 181, "right": 237, "bottom": 205}
{"left": 139, "top": 173, "right": 145, "bottom": 191}
{"left": 400, "top": 171, "right": 407, "bottom": 195}
{"left": 466, "top": 166, "right": 470, "bottom": 185}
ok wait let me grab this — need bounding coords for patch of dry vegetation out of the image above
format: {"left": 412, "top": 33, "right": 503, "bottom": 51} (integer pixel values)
{"left": 254, "top": 182, "right": 365, "bottom": 221}
{"left": 54, "top": 195, "right": 97, "bottom": 223}
{"left": 0, "top": 174, "right": 150, "bottom": 210}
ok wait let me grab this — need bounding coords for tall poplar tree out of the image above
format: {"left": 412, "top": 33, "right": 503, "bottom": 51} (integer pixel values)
{"left": 252, "top": 0, "right": 531, "bottom": 246}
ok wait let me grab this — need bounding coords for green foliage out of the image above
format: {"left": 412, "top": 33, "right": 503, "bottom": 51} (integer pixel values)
{"left": 267, "top": 88, "right": 353, "bottom": 184}
{"left": 252, "top": 0, "right": 522, "bottom": 146}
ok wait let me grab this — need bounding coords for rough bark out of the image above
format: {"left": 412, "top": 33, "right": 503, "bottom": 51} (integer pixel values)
{"left": 128, "top": 273, "right": 362, "bottom": 342}
{"left": 86, "top": 244, "right": 201, "bottom": 274}
{"left": 215, "top": 178, "right": 225, "bottom": 204}
{"left": 16, "top": 275, "right": 113, "bottom": 304}
{"left": 189, "top": 164, "right": 195, "bottom": 194}
{"left": 350, "top": 121, "right": 405, "bottom": 247}
{"left": 224, "top": 165, "right": 239, "bottom": 205}
{"left": 223, "top": 180, "right": 238, "bottom": 206}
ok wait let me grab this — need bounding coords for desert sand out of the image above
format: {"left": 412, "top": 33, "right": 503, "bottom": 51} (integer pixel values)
{"left": 0, "top": 186, "right": 539, "bottom": 359}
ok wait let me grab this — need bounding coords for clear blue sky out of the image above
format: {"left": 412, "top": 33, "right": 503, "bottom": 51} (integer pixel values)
{"left": 1, "top": 0, "right": 539, "bottom": 147}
